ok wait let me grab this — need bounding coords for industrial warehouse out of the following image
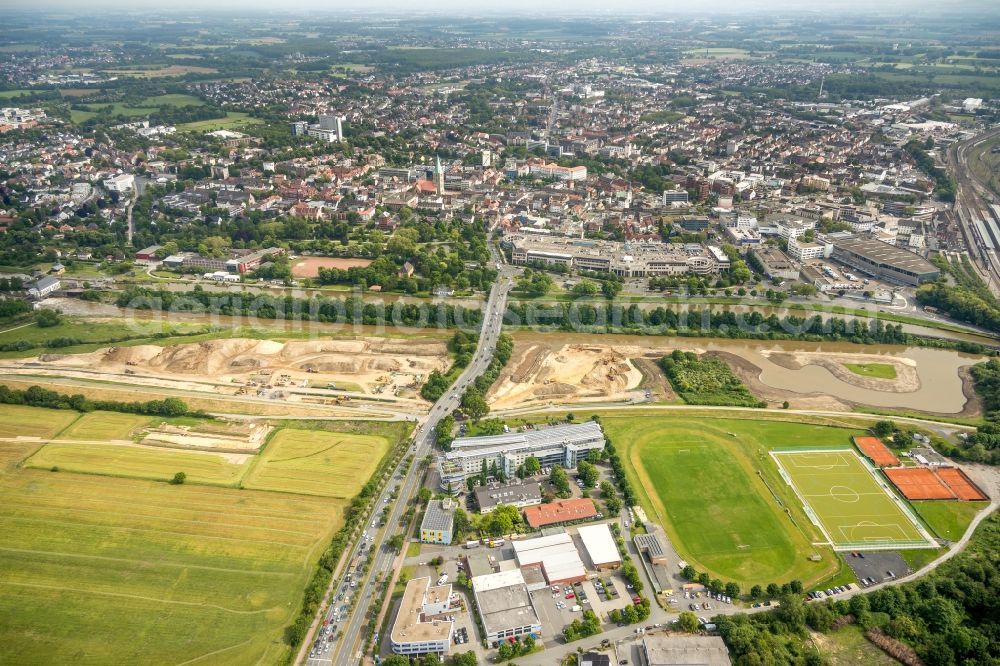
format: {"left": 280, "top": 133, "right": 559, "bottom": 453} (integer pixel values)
{"left": 830, "top": 236, "right": 940, "bottom": 286}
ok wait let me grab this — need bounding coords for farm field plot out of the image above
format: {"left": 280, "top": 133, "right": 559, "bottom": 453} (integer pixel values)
{"left": 773, "top": 450, "right": 934, "bottom": 550}
{"left": 25, "top": 442, "right": 248, "bottom": 486}
{"left": 56, "top": 411, "right": 151, "bottom": 441}
{"left": 0, "top": 468, "right": 343, "bottom": 664}
{"left": 603, "top": 415, "right": 868, "bottom": 586}
{"left": 243, "top": 428, "right": 389, "bottom": 497}
{"left": 0, "top": 405, "right": 79, "bottom": 439}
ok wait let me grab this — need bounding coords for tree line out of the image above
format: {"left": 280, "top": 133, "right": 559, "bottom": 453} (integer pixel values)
{"left": 116, "top": 286, "right": 482, "bottom": 328}
{"left": 718, "top": 513, "right": 1000, "bottom": 666}
{"left": 0, "top": 384, "right": 194, "bottom": 418}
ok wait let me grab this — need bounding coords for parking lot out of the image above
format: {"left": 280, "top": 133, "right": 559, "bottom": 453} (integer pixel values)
{"left": 845, "top": 550, "right": 911, "bottom": 588}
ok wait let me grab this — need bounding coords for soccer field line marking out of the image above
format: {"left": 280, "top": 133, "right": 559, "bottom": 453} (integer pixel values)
{"left": 769, "top": 449, "right": 935, "bottom": 550}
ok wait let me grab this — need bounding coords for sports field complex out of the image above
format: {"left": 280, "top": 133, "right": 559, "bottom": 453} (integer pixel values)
{"left": 771, "top": 449, "right": 936, "bottom": 551}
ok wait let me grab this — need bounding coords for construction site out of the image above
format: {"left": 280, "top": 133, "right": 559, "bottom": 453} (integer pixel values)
{"left": 0, "top": 336, "right": 451, "bottom": 416}
{"left": 487, "top": 333, "right": 980, "bottom": 414}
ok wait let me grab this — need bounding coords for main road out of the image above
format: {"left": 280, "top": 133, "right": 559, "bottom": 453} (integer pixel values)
{"left": 304, "top": 252, "right": 517, "bottom": 666}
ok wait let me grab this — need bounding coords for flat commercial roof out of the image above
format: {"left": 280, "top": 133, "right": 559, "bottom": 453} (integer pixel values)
{"left": 523, "top": 498, "right": 597, "bottom": 528}
{"left": 833, "top": 236, "right": 938, "bottom": 276}
{"left": 634, "top": 533, "right": 666, "bottom": 558}
{"left": 577, "top": 524, "right": 621, "bottom": 567}
{"left": 451, "top": 421, "right": 604, "bottom": 452}
{"left": 390, "top": 577, "right": 453, "bottom": 646}
{"left": 512, "top": 533, "right": 586, "bottom": 583}
{"left": 475, "top": 480, "right": 542, "bottom": 511}
{"left": 472, "top": 570, "right": 541, "bottom": 635}
{"left": 643, "top": 636, "right": 733, "bottom": 665}
{"left": 421, "top": 499, "right": 455, "bottom": 533}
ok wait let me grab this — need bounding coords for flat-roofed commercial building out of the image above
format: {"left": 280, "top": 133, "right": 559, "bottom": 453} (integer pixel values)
{"left": 512, "top": 533, "right": 587, "bottom": 585}
{"left": 634, "top": 533, "right": 669, "bottom": 566}
{"left": 439, "top": 422, "right": 605, "bottom": 487}
{"left": 420, "top": 499, "right": 456, "bottom": 545}
{"left": 472, "top": 570, "right": 542, "bottom": 644}
{"left": 390, "top": 577, "right": 457, "bottom": 657}
{"left": 750, "top": 247, "right": 799, "bottom": 281}
{"left": 474, "top": 480, "right": 542, "bottom": 514}
{"left": 577, "top": 524, "right": 622, "bottom": 571}
{"left": 831, "top": 236, "right": 939, "bottom": 286}
{"left": 506, "top": 234, "right": 730, "bottom": 278}
{"left": 642, "top": 636, "right": 732, "bottom": 665}
{"left": 523, "top": 498, "right": 598, "bottom": 529}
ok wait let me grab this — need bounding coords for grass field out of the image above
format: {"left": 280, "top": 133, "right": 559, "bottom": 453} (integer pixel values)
{"left": 773, "top": 450, "right": 933, "bottom": 550}
{"left": 56, "top": 411, "right": 151, "bottom": 441}
{"left": 142, "top": 93, "right": 204, "bottom": 107}
{"left": 243, "top": 428, "right": 390, "bottom": 497}
{"left": 25, "top": 443, "right": 248, "bottom": 486}
{"left": 0, "top": 468, "right": 343, "bottom": 664}
{"left": 603, "top": 415, "right": 868, "bottom": 587}
{"left": 0, "top": 405, "right": 79, "bottom": 439}
{"left": 912, "top": 500, "right": 989, "bottom": 541}
{"left": 843, "top": 363, "right": 897, "bottom": 380}
{"left": 177, "top": 112, "right": 262, "bottom": 132}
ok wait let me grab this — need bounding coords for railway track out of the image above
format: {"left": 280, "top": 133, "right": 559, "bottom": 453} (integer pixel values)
{"left": 947, "top": 128, "right": 1000, "bottom": 297}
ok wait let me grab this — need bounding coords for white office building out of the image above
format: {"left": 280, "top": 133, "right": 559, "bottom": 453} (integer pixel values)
{"left": 787, "top": 237, "right": 830, "bottom": 261}
{"left": 439, "top": 422, "right": 605, "bottom": 487}
{"left": 390, "top": 577, "right": 457, "bottom": 657}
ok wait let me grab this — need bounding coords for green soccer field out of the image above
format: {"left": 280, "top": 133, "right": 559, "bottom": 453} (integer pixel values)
{"left": 773, "top": 450, "right": 934, "bottom": 550}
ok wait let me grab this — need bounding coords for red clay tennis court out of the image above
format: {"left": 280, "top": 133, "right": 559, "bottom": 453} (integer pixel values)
{"left": 935, "top": 467, "right": 989, "bottom": 501}
{"left": 853, "top": 436, "right": 900, "bottom": 467}
{"left": 884, "top": 467, "right": 956, "bottom": 500}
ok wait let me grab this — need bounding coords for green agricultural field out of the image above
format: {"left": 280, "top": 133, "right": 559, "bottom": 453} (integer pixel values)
{"left": 773, "top": 450, "right": 933, "bottom": 549}
{"left": 843, "top": 363, "right": 897, "bottom": 380}
{"left": 0, "top": 468, "right": 344, "bottom": 664}
{"left": 177, "top": 112, "right": 262, "bottom": 132}
{"left": 912, "top": 500, "right": 989, "bottom": 541}
{"left": 243, "top": 428, "right": 390, "bottom": 497}
{"left": 603, "top": 415, "right": 867, "bottom": 587}
{"left": 25, "top": 443, "right": 248, "bottom": 486}
{"left": 56, "top": 411, "right": 151, "bottom": 441}
{"left": 0, "top": 405, "right": 79, "bottom": 439}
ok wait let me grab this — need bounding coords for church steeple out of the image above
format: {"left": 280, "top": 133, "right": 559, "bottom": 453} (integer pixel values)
{"left": 434, "top": 155, "right": 444, "bottom": 195}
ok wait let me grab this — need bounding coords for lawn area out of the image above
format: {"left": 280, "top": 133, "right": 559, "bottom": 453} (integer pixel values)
{"left": 603, "top": 415, "right": 867, "bottom": 587}
{"left": 56, "top": 411, "right": 151, "bottom": 441}
{"left": 406, "top": 541, "right": 422, "bottom": 558}
{"left": 0, "top": 467, "right": 342, "bottom": 664}
{"left": 142, "top": 93, "right": 204, "bottom": 106}
{"left": 843, "top": 363, "right": 897, "bottom": 380}
{"left": 0, "top": 405, "right": 79, "bottom": 439}
{"left": 912, "top": 500, "right": 989, "bottom": 541}
{"left": 25, "top": 443, "right": 248, "bottom": 486}
{"left": 773, "top": 450, "right": 932, "bottom": 549}
{"left": 177, "top": 112, "right": 262, "bottom": 132}
{"left": 243, "top": 428, "right": 390, "bottom": 497}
